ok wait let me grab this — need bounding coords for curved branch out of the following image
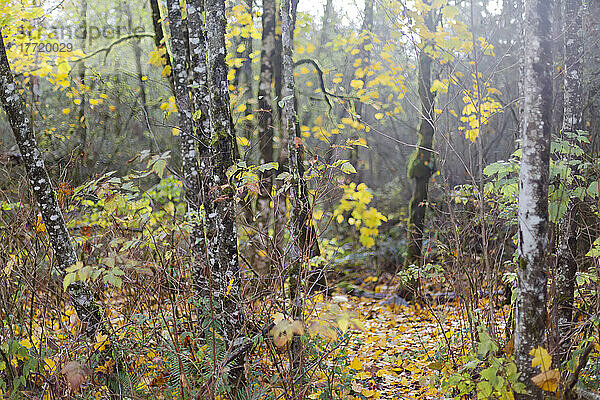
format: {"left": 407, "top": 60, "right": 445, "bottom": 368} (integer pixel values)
{"left": 294, "top": 58, "right": 358, "bottom": 109}
{"left": 71, "top": 33, "right": 155, "bottom": 63}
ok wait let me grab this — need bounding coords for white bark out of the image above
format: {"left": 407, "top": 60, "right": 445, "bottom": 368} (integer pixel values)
{"left": 515, "top": 0, "right": 552, "bottom": 397}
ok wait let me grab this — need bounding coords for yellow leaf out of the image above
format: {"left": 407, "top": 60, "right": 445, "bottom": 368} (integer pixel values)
{"left": 350, "top": 79, "right": 364, "bottom": 89}
{"left": 225, "top": 278, "right": 234, "bottom": 295}
{"left": 374, "top": 113, "right": 384, "bottom": 120}
{"left": 62, "top": 108, "right": 70, "bottom": 115}
{"left": 305, "top": 43, "right": 315, "bottom": 53}
{"left": 172, "top": 127, "right": 181, "bottom": 136}
{"left": 89, "top": 99, "right": 100, "bottom": 106}
{"left": 531, "top": 369, "right": 560, "bottom": 392}
{"left": 237, "top": 136, "right": 250, "bottom": 146}
{"left": 529, "top": 347, "right": 552, "bottom": 373}
{"left": 161, "top": 65, "right": 172, "bottom": 77}
{"left": 350, "top": 357, "right": 362, "bottom": 370}
{"left": 361, "top": 389, "right": 377, "bottom": 398}
{"left": 44, "top": 358, "right": 58, "bottom": 374}
{"left": 94, "top": 332, "right": 109, "bottom": 352}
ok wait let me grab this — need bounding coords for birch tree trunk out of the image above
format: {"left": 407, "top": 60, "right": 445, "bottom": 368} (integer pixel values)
{"left": 554, "top": 0, "right": 583, "bottom": 366}
{"left": 0, "top": 30, "right": 102, "bottom": 341}
{"left": 204, "top": 0, "right": 247, "bottom": 388}
{"left": 405, "top": 13, "right": 436, "bottom": 274}
{"left": 514, "top": 0, "right": 552, "bottom": 397}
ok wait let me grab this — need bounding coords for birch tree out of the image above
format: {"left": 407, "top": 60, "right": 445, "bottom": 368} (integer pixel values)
{"left": 0, "top": 29, "right": 103, "bottom": 341}
{"left": 514, "top": 0, "right": 552, "bottom": 397}
{"left": 554, "top": 0, "right": 583, "bottom": 365}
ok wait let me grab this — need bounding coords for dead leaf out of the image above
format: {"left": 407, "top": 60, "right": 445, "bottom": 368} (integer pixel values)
{"left": 531, "top": 369, "right": 560, "bottom": 392}
{"left": 61, "top": 361, "right": 91, "bottom": 392}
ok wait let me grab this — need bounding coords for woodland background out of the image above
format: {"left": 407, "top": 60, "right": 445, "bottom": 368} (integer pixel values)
{"left": 0, "top": 0, "right": 599, "bottom": 398}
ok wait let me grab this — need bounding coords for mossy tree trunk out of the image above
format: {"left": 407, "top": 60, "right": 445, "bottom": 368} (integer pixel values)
{"left": 405, "top": 13, "right": 436, "bottom": 274}
{"left": 0, "top": 29, "right": 103, "bottom": 341}
{"left": 165, "top": 0, "right": 209, "bottom": 302}
{"left": 514, "top": 0, "right": 552, "bottom": 397}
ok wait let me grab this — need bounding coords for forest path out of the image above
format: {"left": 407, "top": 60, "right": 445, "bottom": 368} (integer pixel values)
{"left": 336, "top": 294, "right": 476, "bottom": 399}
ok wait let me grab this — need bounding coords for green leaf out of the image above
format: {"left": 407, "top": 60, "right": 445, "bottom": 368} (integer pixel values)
{"left": 340, "top": 162, "right": 357, "bottom": 174}
{"left": 477, "top": 329, "right": 498, "bottom": 356}
{"left": 277, "top": 95, "right": 293, "bottom": 108}
{"left": 258, "top": 162, "right": 279, "bottom": 172}
{"left": 63, "top": 272, "right": 77, "bottom": 291}
{"left": 587, "top": 181, "right": 599, "bottom": 197}
{"left": 152, "top": 159, "right": 167, "bottom": 179}
{"left": 477, "top": 381, "right": 493, "bottom": 399}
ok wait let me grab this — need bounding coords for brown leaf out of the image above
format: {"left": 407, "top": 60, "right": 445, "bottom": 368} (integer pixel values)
{"left": 531, "top": 369, "right": 560, "bottom": 392}
{"left": 61, "top": 361, "right": 91, "bottom": 392}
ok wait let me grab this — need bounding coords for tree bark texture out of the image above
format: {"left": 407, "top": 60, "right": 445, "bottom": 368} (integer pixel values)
{"left": 0, "top": 30, "right": 102, "bottom": 340}
{"left": 204, "top": 0, "right": 247, "bottom": 386}
{"left": 554, "top": 0, "right": 583, "bottom": 366}
{"left": 515, "top": 0, "right": 552, "bottom": 397}
{"left": 281, "top": 0, "right": 305, "bottom": 381}
{"left": 165, "top": 0, "right": 210, "bottom": 300}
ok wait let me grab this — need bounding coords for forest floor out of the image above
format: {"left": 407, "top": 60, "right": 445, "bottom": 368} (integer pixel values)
{"left": 304, "top": 278, "right": 511, "bottom": 400}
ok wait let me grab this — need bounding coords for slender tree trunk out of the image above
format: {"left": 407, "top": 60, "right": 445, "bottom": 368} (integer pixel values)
{"left": 74, "top": 0, "right": 87, "bottom": 183}
{"left": 187, "top": 0, "right": 213, "bottom": 299}
{"left": 125, "top": 2, "right": 150, "bottom": 129}
{"left": 349, "top": 0, "right": 374, "bottom": 180}
{"left": 281, "top": 0, "right": 305, "bottom": 385}
{"left": 0, "top": 30, "right": 102, "bottom": 340}
{"left": 255, "top": 0, "right": 277, "bottom": 273}
{"left": 204, "top": 0, "right": 247, "bottom": 388}
{"left": 317, "top": 0, "right": 333, "bottom": 56}
{"left": 405, "top": 13, "right": 436, "bottom": 272}
{"left": 514, "top": 0, "right": 553, "bottom": 398}
{"left": 554, "top": 0, "right": 583, "bottom": 367}
{"left": 149, "top": 0, "right": 174, "bottom": 90}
